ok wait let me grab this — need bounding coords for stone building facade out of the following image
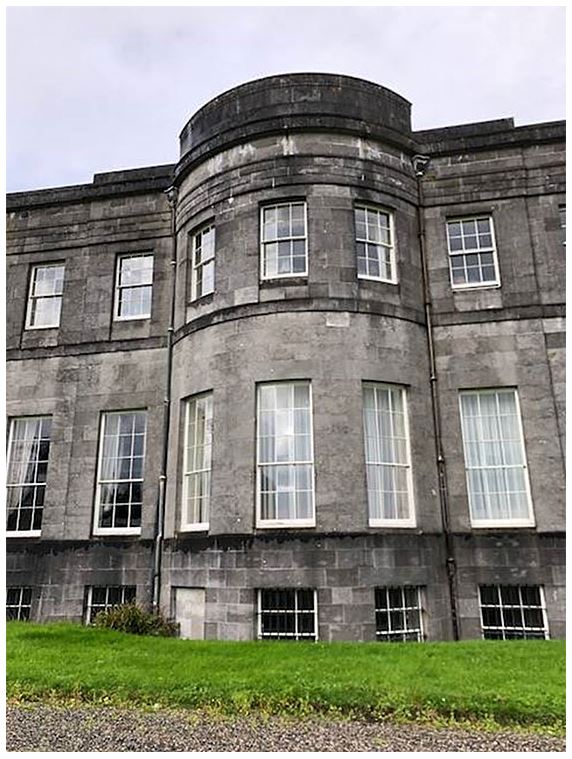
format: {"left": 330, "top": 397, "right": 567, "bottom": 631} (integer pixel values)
{"left": 6, "top": 74, "right": 565, "bottom": 641}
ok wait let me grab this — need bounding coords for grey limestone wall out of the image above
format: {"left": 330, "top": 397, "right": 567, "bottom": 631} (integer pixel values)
{"left": 6, "top": 348, "right": 167, "bottom": 541}
{"left": 163, "top": 533, "right": 452, "bottom": 642}
{"left": 166, "top": 311, "right": 440, "bottom": 538}
{"left": 5, "top": 73, "right": 566, "bottom": 640}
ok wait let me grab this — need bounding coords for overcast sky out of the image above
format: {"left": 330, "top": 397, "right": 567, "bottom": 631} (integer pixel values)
{"left": 6, "top": 5, "right": 566, "bottom": 193}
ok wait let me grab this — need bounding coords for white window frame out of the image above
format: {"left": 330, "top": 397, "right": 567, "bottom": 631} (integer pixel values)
{"left": 363, "top": 383, "right": 415, "bottom": 528}
{"left": 446, "top": 216, "right": 501, "bottom": 290}
{"left": 6, "top": 587, "right": 33, "bottom": 621}
{"left": 355, "top": 205, "right": 398, "bottom": 284}
{"left": 25, "top": 263, "right": 65, "bottom": 330}
{"left": 478, "top": 585, "right": 549, "bottom": 640}
{"left": 85, "top": 585, "right": 136, "bottom": 624}
{"left": 6, "top": 416, "right": 52, "bottom": 537}
{"left": 256, "top": 381, "right": 315, "bottom": 529}
{"left": 114, "top": 253, "right": 154, "bottom": 321}
{"left": 459, "top": 389, "right": 535, "bottom": 528}
{"left": 191, "top": 224, "right": 216, "bottom": 301}
{"left": 257, "top": 588, "right": 318, "bottom": 641}
{"left": 260, "top": 202, "right": 308, "bottom": 280}
{"left": 181, "top": 392, "right": 213, "bottom": 532}
{"left": 375, "top": 586, "right": 424, "bottom": 642}
{"left": 93, "top": 410, "right": 147, "bottom": 536}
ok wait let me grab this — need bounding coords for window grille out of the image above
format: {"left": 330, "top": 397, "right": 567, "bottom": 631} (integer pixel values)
{"left": 260, "top": 202, "right": 307, "bottom": 279}
{"left": 258, "top": 588, "right": 317, "bottom": 640}
{"left": 26, "top": 263, "right": 65, "bottom": 329}
{"left": 182, "top": 393, "right": 213, "bottom": 529}
{"left": 355, "top": 206, "right": 396, "bottom": 283}
{"left": 6, "top": 416, "right": 52, "bottom": 535}
{"left": 256, "top": 382, "right": 314, "bottom": 526}
{"left": 459, "top": 389, "right": 534, "bottom": 526}
{"left": 446, "top": 217, "right": 500, "bottom": 288}
{"left": 191, "top": 225, "right": 215, "bottom": 299}
{"left": 479, "top": 585, "right": 549, "bottom": 639}
{"left": 85, "top": 585, "right": 136, "bottom": 624}
{"left": 94, "top": 411, "right": 147, "bottom": 534}
{"left": 6, "top": 587, "right": 33, "bottom": 621}
{"left": 115, "top": 254, "right": 153, "bottom": 319}
{"left": 363, "top": 383, "right": 414, "bottom": 525}
{"left": 375, "top": 586, "right": 424, "bottom": 642}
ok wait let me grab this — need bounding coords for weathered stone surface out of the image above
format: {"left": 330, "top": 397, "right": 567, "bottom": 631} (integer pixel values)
{"left": 6, "top": 74, "right": 565, "bottom": 640}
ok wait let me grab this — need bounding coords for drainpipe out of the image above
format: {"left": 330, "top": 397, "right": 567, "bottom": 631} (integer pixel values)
{"left": 151, "top": 185, "right": 178, "bottom": 613}
{"left": 412, "top": 155, "right": 460, "bottom": 641}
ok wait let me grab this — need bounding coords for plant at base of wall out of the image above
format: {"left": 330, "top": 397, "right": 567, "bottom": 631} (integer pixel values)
{"left": 93, "top": 603, "right": 178, "bottom": 637}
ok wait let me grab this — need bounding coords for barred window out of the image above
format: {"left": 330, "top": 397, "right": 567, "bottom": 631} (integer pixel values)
{"left": 258, "top": 588, "right": 317, "bottom": 641}
{"left": 375, "top": 587, "right": 424, "bottom": 642}
{"left": 459, "top": 389, "right": 534, "bottom": 526}
{"left": 355, "top": 206, "right": 396, "bottom": 283}
{"left": 115, "top": 254, "right": 153, "bottom": 319}
{"left": 446, "top": 217, "right": 500, "bottom": 288}
{"left": 191, "top": 224, "right": 215, "bottom": 300}
{"left": 182, "top": 393, "right": 213, "bottom": 530}
{"left": 85, "top": 585, "right": 136, "bottom": 624}
{"left": 363, "top": 383, "right": 414, "bottom": 525}
{"left": 6, "top": 587, "right": 33, "bottom": 621}
{"left": 256, "top": 382, "right": 314, "bottom": 526}
{"left": 6, "top": 416, "right": 52, "bottom": 535}
{"left": 26, "top": 263, "right": 65, "bottom": 329}
{"left": 94, "top": 411, "right": 147, "bottom": 534}
{"left": 260, "top": 202, "right": 307, "bottom": 279}
{"left": 479, "top": 585, "right": 549, "bottom": 640}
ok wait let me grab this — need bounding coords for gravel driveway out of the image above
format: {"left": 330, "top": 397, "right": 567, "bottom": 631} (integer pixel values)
{"left": 6, "top": 706, "right": 565, "bottom": 752}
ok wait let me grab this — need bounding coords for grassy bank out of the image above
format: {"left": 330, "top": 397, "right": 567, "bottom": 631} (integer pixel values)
{"left": 6, "top": 622, "right": 565, "bottom": 733}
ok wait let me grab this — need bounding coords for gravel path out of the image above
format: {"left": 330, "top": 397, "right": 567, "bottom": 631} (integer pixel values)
{"left": 6, "top": 706, "right": 565, "bottom": 752}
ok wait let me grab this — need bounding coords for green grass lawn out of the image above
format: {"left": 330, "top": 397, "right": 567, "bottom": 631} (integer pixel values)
{"left": 6, "top": 622, "right": 565, "bottom": 733}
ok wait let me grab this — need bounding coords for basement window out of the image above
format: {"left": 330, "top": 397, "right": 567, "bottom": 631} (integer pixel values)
{"left": 355, "top": 205, "right": 397, "bottom": 283}
{"left": 6, "top": 587, "right": 33, "bottom": 621}
{"left": 257, "top": 588, "right": 318, "bottom": 641}
{"left": 446, "top": 216, "right": 500, "bottom": 289}
{"left": 6, "top": 416, "right": 52, "bottom": 536}
{"left": 93, "top": 410, "right": 147, "bottom": 535}
{"left": 85, "top": 585, "right": 136, "bottom": 624}
{"left": 375, "top": 586, "right": 424, "bottom": 642}
{"left": 115, "top": 254, "right": 154, "bottom": 320}
{"left": 479, "top": 585, "right": 549, "bottom": 640}
{"left": 260, "top": 202, "right": 307, "bottom": 279}
{"left": 26, "top": 263, "right": 65, "bottom": 329}
{"left": 191, "top": 224, "right": 215, "bottom": 300}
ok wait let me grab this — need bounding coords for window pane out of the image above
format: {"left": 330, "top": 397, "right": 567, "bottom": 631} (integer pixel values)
{"left": 6, "top": 417, "right": 51, "bottom": 533}
{"left": 96, "top": 412, "right": 146, "bottom": 531}
{"left": 447, "top": 217, "right": 498, "bottom": 287}
{"left": 363, "top": 384, "right": 412, "bottom": 522}
{"left": 479, "top": 585, "right": 547, "bottom": 640}
{"left": 116, "top": 256, "right": 153, "bottom": 317}
{"left": 376, "top": 586, "right": 423, "bottom": 642}
{"left": 261, "top": 204, "right": 307, "bottom": 279}
{"left": 355, "top": 207, "right": 395, "bottom": 282}
{"left": 259, "top": 588, "right": 317, "bottom": 641}
{"left": 460, "top": 390, "right": 531, "bottom": 524}
{"left": 183, "top": 393, "right": 213, "bottom": 527}
{"left": 257, "top": 383, "right": 314, "bottom": 523}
